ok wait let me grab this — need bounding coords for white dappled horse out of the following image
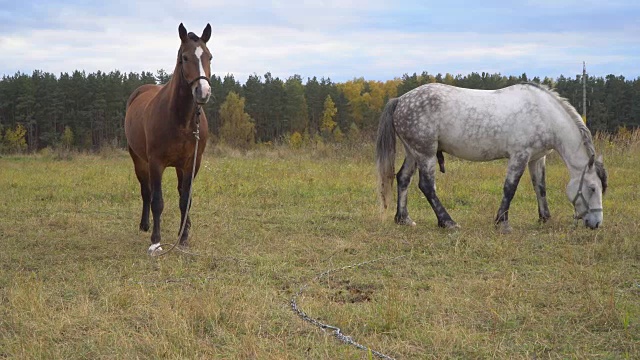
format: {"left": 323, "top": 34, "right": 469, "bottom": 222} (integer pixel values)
{"left": 376, "top": 83, "right": 608, "bottom": 232}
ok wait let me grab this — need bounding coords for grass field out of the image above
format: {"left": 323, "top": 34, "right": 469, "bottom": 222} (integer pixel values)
{"left": 1, "top": 139, "right": 639, "bottom": 359}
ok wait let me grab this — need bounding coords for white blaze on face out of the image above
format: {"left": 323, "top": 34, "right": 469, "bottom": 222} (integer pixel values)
{"left": 194, "top": 46, "right": 211, "bottom": 99}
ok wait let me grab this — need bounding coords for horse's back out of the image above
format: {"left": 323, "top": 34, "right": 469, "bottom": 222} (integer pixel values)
{"left": 125, "top": 84, "right": 163, "bottom": 160}
{"left": 395, "top": 83, "right": 561, "bottom": 161}
{"left": 126, "top": 84, "right": 163, "bottom": 110}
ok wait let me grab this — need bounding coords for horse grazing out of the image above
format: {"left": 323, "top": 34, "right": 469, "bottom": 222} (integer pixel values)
{"left": 125, "top": 23, "right": 212, "bottom": 253}
{"left": 376, "top": 83, "right": 608, "bottom": 232}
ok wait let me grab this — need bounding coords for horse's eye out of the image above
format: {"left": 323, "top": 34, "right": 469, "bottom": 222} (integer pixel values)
{"left": 182, "top": 56, "right": 188, "bottom": 62}
{"left": 589, "top": 186, "right": 596, "bottom": 193}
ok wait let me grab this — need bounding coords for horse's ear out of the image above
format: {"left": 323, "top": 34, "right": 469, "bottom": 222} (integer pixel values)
{"left": 178, "top": 23, "right": 188, "bottom": 43}
{"left": 596, "top": 154, "right": 604, "bottom": 164}
{"left": 201, "top": 24, "right": 212, "bottom": 43}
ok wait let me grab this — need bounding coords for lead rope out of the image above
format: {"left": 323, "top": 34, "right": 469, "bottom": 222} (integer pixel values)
{"left": 151, "top": 105, "right": 202, "bottom": 257}
{"left": 290, "top": 256, "right": 405, "bottom": 360}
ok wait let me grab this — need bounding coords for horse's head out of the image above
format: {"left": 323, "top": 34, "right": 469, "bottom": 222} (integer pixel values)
{"left": 566, "top": 154, "right": 608, "bottom": 229}
{"left": 177, "top": 23, "right": 212, "bottom": 105}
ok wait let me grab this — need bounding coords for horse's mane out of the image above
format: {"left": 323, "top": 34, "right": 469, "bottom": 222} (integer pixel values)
{"left": 524, "top": 83, "right": 596, "bottom": 160}
{"left": 524, "top": 83, "right": 607, "bottom": 192}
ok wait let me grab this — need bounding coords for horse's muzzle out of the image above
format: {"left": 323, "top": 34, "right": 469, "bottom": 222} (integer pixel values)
{"left": 194, "top": 85, "right": 211, "bottom": 105}
{"left": 189, "top": 75, "right": 212, "bottom": 105}
{"left": 583, "top": 213, "right": 602, "bottom": 229}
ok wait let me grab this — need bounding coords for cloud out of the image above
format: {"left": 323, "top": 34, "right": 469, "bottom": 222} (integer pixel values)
{"left": 0, "top": 1, "right": 638, "bottom": 82}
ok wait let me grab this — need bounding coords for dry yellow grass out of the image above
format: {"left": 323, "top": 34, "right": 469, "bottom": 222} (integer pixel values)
{"left": 0, "top": 137, "right": 638, "bottom": 359}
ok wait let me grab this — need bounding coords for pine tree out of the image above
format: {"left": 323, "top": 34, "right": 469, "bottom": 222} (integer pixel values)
{"left": 305, "top": 76, "right": 322, "bottom": 136}
{"left": 155, "top": 69, "right": 171, "bottom": 84}
{"left": 283, "top": 75, "right": 308, "bottom": 134}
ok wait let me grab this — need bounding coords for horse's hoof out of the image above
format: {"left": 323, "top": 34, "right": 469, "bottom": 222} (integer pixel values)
{"left": 140, "top": 223, "right": 150, "bottom": 232}
{"left": 395, "top": 217, "right": 416, "bottom": 227}
{"left": 538, "top": 216, "right": 551, "bottom": 224}
{"left": 148, "top": 243, "right": 163, "bottom": 256}
{"left": 498, "top": 222, "right": 513, "bottom": 234}
{"left": 447, "top": 222, "right": 460, "bottom": 230}
{"left": 441, "top": 220, "right": 460, "bottom": 229}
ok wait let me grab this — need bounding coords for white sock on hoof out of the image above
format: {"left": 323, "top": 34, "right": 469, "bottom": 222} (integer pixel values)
{"left": 148, "top": 243, "right": 163, "bottom": 255}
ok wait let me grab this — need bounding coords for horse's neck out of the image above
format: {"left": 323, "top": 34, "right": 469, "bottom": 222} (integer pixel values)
{"left": 554, "top": 124, "right": 590, "bottom": 178}
{"left": 166, "top": 67, "right": 196, "bottom": 126}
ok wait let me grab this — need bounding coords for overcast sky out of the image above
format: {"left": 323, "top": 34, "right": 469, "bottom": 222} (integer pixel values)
{"left": 1, "top": 0, "right": 638, "bottom": 83}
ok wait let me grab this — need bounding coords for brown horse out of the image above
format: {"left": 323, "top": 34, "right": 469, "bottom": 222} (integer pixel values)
{"left": 125, "top": 23, "right": 212, "bottom": 254}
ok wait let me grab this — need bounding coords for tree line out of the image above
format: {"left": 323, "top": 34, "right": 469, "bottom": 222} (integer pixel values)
{"left": 0, "top": 69, "right": 638, "bottom": 153}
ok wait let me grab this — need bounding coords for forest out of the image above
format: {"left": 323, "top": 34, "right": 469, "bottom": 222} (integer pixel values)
{"left": 0, "top": 69, "right": 638, "bottom": 153}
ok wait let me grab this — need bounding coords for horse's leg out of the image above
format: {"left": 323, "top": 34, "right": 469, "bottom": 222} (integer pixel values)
{"left": 436, "top": 150, "right": 445, "bottom": 173}
{"left": 395, "top": 154, "right": 417, "bottom": 226}
{"left": 128, "top": 147, "right": 151, "bottom": 232}
{"left": 417, "top": 156, "right": 458, "bottom": 229}
{"left": 149, "top": 160, "right": 166, "bottom": 250}
{"left": 528, "top": 156, "right": 551, "bottom": 223}
{"left": 176, "top": 167, "right": 192, "bottom": 246}
{"left": 495, "top": 152, "right": 530, "bottom": 233}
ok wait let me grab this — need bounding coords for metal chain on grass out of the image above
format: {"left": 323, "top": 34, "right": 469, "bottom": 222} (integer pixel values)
{"left": 290, "top": 255, "right": 406, "bottom": 360}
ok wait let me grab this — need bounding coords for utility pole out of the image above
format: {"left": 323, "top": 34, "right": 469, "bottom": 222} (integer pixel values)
{"left": 582, "top": 61, "right": 587, "bottom": 124}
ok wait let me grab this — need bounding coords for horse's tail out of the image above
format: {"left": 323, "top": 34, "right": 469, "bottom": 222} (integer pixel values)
{"left": 376, "top": 97, "right": 399, "bottom": 212}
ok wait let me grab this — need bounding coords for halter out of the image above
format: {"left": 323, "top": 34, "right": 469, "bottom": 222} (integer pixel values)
{"left": 571, "top": 163, "right": 603, "bottom": 220}
{"left": 178, "top": 51, "right": 211, "bottom": 88}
